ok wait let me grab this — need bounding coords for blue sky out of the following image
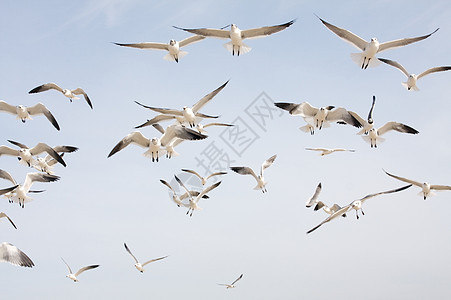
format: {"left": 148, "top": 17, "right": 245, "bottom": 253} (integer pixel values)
{"left": 0, "top": 0, "right": 450, "bottom": 299}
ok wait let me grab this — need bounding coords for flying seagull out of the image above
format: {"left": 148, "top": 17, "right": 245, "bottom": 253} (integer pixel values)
{"left": 0, "top": 242, "right": 34, "bottom": 268}
{"left": 230, "top": 154, "right": 277, "bottom": 193}
{"left": 305, "top": 148, "right": 355, "bottom": 156}
{"left": 218, "top": 273, "right": 243, "bottom": 289}
{"left": 307, "top": 184, "right": 412, "bottom": 234}
{"left": 124, "top": 243, "right": 168, "bottom": 273}
{"left": 0, "top": 212, "right": 17, "bottom": 229}
{"left": 114, "top": 35, "right": 205, "bottom": 62}
{"left": 379, "top": 58, "right": 451, "bottom": 91}
{"left": 305, "top": 182, "right": 322, "bottom": 208}
{"left": 181, "top": 169, "right": 227, "bottom": 185}
{"left": 174, "top": 19, "right": 295, "bottom": 56}
{"left": 275, "top": 101, "right": 362, "bottom": 134}
{"left": 361, "top": 122, "right": 418, "bottom": 148}
{"left": 305, "top": 183, "right": 347, "bottom": 217}
{"left": 160, "top": 179, "right": 209, "bottom": 207}
{"left": 28, "top": 83, "right": 93, "bottom": 109}
{"left": 0, "top": 101, "right": 60, "bottom": 130}
{"left": 384, "top": 170, "right": 451, "bottom": 200}
{"left": 61, "top": 257, "right": 99, "bottom": 282}
{"left": 316, "top": 15, "right": 439, "bottom": 69}
{"left": 0, "top": 140, "right": 66, "bottom": 167}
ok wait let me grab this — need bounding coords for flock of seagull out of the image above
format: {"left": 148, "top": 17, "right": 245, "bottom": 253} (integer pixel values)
{"left": 1, "top": 14, "right": 451, "bottom": 290}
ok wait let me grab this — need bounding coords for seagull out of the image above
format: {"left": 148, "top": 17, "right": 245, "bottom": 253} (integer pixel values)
{"left": 362, "top": 122, "right": 418, "bottom": 148}
{"left": 124, "top": 243, "right": 168, "bottom": 273}
{"left": 0, "top": 101, "right": 60, "bottom": 130}
{"left": 28, "top": 83, "right": 93, "bottom": 109}
{"left": 61, "top": 257, "right": 99, "bottom": 282}
{"left": 175, "top": 175, "right": 221, "bottom": 216}
{"left": 305, "top": 148, "right": 355, "bottom": 156}
{"left": 218, "top": 274, "right": 243, "bottom": 289}
{"left": 275, "top": 102, "right": 362, "bottom": 134}
{"left": 114, "top": 35, "right": 205, "bottom": 62}
{"left": 349, "top": 96, "right": 376, "bottom": 135}
{"left": 33, "top": 146, "right": 78, "bottom": 174}
{"left": 316, "top": 15, "right": 439, "bottom": 69}
{"left": 181, "top": 169, "right": 227, "bottom": 185}
{"left": 314, "top": 201, "right": 347, "bottom": 218}
{"left": 307, "top": 184, "right": 412, "bottom": 234}
{"left": 174, "top": 19, "right": 295, "bottom": 56}
{"left": 305, "top": 183, "right": 322, "bottom": 208}
{"left": 160, "top": 179, "right": 209, "bottom": 207}
{"left": 0, "top": 212, "right": 17, "bottom": 229}
{"left": 0, "top": 242, "right": 34, "bottom": 268}
{"left": 379, "top": 58, "right": 451, "bottom": 91}
{"left": 384, "top": 170, "right": 451, "bottom": 200}
{"left": 0, "top": 140, "right": 66, "bottom": 167}
{"left": 108, "top": 131, "right": 164, "bottom": 162}
{"left": 134, "top": 80, "right": 228, "bottom": 127}
{"left": 230, "top": 154, "right": 276, "bottom": 193}
{"left": 0, "top": 169, "right": 60, "bottom": 207}
{"left": 195, "top": 122, "right": 234, "bottom": 134}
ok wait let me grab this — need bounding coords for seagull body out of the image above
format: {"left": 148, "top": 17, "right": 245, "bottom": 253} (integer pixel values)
{"left": 107, "top": 131, "right": 164, "bottom": 162}
{"left": 218, "top": 274, "right": 243, "bottom": 289}
{"left": 0, "top": 140, "right": 66, "bottom": 167}
{"left": 114, "top": 35, "right": 205, "bottom": 62}
{"left": 174, "top": 19, "right": 295, "bottom": 56}
{"left": 305, "top": 148, "right": 355, "bottom": 156}
{"left": 0, "top": 242, "right": 34, "bottom": 268}
{"left": 181, "top": 169, "right": 227, "bottom": 185}
{"left": 307, "top": 184, "right": 412, "bottom": 234}
{"left": 0, "top": 169, "right": 60, "bottom": 207}
{"left": 384, "top": 170, "right": 451, "bottom": 200}
{"left": 124, "top": 243, "right": 168, "bottom": 273}
{"left": 0, "top": 101, "right": 60, "bottom": 130}
{"left": 275, "top": 101, "right": 362, "bottom": 134}
{"left": 61, "top": 258, "right": 99, "bottom": 282}
{"left": 317, "top": 16, "right": 439, "bottom": 69}
{"left": 28, "top": 83, "right": 93, "bottom": 109}
{"left": 379, "top": 58, "right": 451, "bottom": 91}
{"left": 230, "top": 154, "right": 276, "bottom": 193}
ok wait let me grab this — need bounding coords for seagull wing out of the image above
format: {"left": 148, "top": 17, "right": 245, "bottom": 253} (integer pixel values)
{"left": 191, "top": 80, "right": 229, "bottom": 113}
{"left": 27, "top": 103, "right": 60, "bottom": 130}
{"left": 61, "top": 257, "right": 73, "bottom": 274}
{"left": 173, "top": 26, "right": 230, "bottom": 39}
{"left": 202, "top": 122, "right": 234, "bottom": 128}
{"left": 378, "top": 58, "right": 410, "bottom": 77}
{"left": 75, "top": 265, "right": 99, "bottom": 277}
{"left": 430, "top": 184, "right": 451, "bottom": 191}
{"left": 274, "top": 102, "right": 302, "bottom": 115}
{"left": 260, "top": 154, "right": 277, "bottom": 176}
{"left": 230, "top": 273, "right": 244, "bottom": 285}
{"left": 160, "top": 179, "right": 176, "bottom": 194}
{"left": 0, "top": 212, "right": 17, "bottom": 229}
{"left": 205, "top": 171, "right": 227, "bottom": 181}
{"left": 230, "top": 167, "right": 258, "bottom": 182}
{"left": 124, "top": 243, "right": 139, "bottom": 264}
{"left": 179, "top": 35, "right": 206, "bottom": 47}
{"left": 377, "top": 122, "right": 419, "bottom": 136}
{"left": 0, "top": 169, "right": 17, "bottom": 185}
{"left": 135, "top": 114, "right": 177, "bottom": 129}
{"left": 306, "top": 182, "right": 322, "bottom": 207}
{"left": 23, "top": 173, "right": 60, "bottom": 192}
{"left": 28, "top": 82, "right": 63, "bottom": 94}
{"left": 359, "top": 184, "right": 412, "bottom": 204}
{"left": 152, "top": 124, "right": 165, "bottom": 134}
{"left": 114, "top": 42, "right": 169, "bottom": 50}
{"left": 241, "top": 19, "right": 295, "bottom": 39}
{"left": 327, "top": 108, "right": 362, "bottom": 127}
{"left": 71, "top": 88, "right": 93, "bottom": 109}
{"left": 29, "top": 143, "right": 66, "bottom": 167}
{"left": 368, "top": 96, "right": 376, "bottom": 121}
{"left": 108, "top": 131, "right": 150, "bottom": 157}
{"left": 196, "top": 181, "right": 221, "bottom": 203}
{"left": 378, "top": 28, "right": 439, "bottom": 52}
{"left": 0, "top": 185, "right": 18, "bottom": 196}
{"left": 7, "top": 140, "right": 29, "bottom": 149}
{"left": 166, "top": 126, "right": 207, "bottom": 145}
{"left": 417, "top": 66, "right": 451, "bottom": 80}
{"left": 0, "top": 242, "right": 34, "bottom": 267}
{"left": 307, "top": 204, "right": 351, "bottom": 234}
{"left": 142, "top": 255, "right": 168, "bottom": 267}
{"left": 317, "top": 16, "right": 368, "bottom": 50}
{"left": 181, "top": 169, "right": 203, "bottom": 180}
{"left": 0, "top": 101, "right": 17, "bottom": 114}
{"left": 142, "top": 107, "right": 183, "bottom": 116}
{"left": 383, "top": 170, "right": 423, "bottom": 187}
{"left": 52, "top": 146, "right": 78, "bottom": 153}
{"left": 0, "top": 146, "right": 20, "bottom": 157}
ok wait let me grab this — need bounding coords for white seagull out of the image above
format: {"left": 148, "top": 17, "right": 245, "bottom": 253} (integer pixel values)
{"left": 384, "top": 170, "right": 451, "bottom": 200}
{"left": 305, "top": 183, "right": 347, "bottom": 217}
{"left": 134, "top": 80, "right": 228, "bottom": 127}
{"left": 317, "top": 16, "right": 439, "bottom": 69}
{"left": 29, "top": 83, "right": 93, "bottom": 109}
{"left": 160, "top": 179, "right": 209, "bottom": 207}
{"left": 114, "top": 35, "right": 205, "bottom": 62}
{"left": 124, "top": 243, "right": 168, "bottom": 273}
{"left": 33, "top": 145, "right": 78, "bottom": 174}
{"left": 181, "top": 169, "right": 227, "bottom": 185}
{"left": 0, "top": 140, "right": 66, "bottom": 167}
{"left": 174, "top": 19, "right": 295, "bottom": 56}
{"left": 0, "top": 212, "right": 17, "bottom": 229}
{"left": 61, "top": 257, "right": 99, "bottom": 282}
{"left": 0, "top": 101, "right": 60, "bottom": 130}
{"left": 363, "top": 122, "right": 418, "bottom": 148}
{"left": 0, "top": 242, "right": 34, "bottom": 268}
{"left": 305, "top": 148, "right": 355, "bottom": 156}
{"left": 230, "top": 154, "right": 277, "bottom": 193}
{"left": 379, "top": 58, "right": 451, "bottom": 91}
{"left": 307, "top": 184, "right": 412, "bottom": 234}
{"left": 275, "top": 101, "right": 362, "bottom": 134}
{"left": 0, "top": 169, "right": 60, "bottom": 208}
{"left": 218, "top": 274, "right": 243, "bottom": 289}
{"left": 305, "top": 182, "right": 322, "bottom": 208}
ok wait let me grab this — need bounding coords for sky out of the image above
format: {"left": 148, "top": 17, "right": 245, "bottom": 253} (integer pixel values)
{"left": 0, "top": 0, "right": 450, "bottom": 299}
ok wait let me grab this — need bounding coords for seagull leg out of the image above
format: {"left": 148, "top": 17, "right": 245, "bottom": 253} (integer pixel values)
{"left": 361, "top": 58, "right": 366, "bottom": 69}
{"left": 364, "top": 58, "right": 371, "bottom": 70}
{"left": 355, "top": 210, "right": 359, "bottom": 220}
{"left": 361, "top": 209, "right": 365, "bottom": 216}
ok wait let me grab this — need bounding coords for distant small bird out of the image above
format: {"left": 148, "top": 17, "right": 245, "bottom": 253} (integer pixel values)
{"left": 61, "top": 257, "right": 99, "bottom": 282}
{"left": 160, "top": 179, "right": 209, "bottom": 207}
{"left": 316, "top": 15, "right": 438, "bottom": 69}
{"left": 230, "top": 154, "right": 277, "bottom": 193}
{"left": 28, "top": 83, "right": 93, "bottom": 109}
{"left": 305, "top": 148, "right": 355, "bottom": 156}
{"left": 384, "top": 170, "right": 451, "bottom": 200}
{"left": 305, "top": 183, "right": 322, "bottom": 208}
{"left": 0, "top": 140, "right": 66, "bottom": 167}
{"left": 379, "top": 58, "right": 451, "bottom": 91}
{"left": 0, "top": 242, "right": 34, "bottom": 268}
{"left": 0, "top": 101, "right": 60, "bottom": 130}
{"left": 0, "top": 212, "right": 17, "bottom": 229}
{"left": 307, "top": 184, "right": 412, "bottom": 234}
{"left": 174, "top": 19, "right": 295, "bottom": 56}
{"left": 114, "top": 35, "right": 205, "bottom": 62}
{"left": 181, "top": 169, "right": 227, "bottom": 185}
{"left": 124, "top": 243, "right": 168, "bottom": 273}
{"left": 218, "top": 273, "right": 243, "bottom": 289}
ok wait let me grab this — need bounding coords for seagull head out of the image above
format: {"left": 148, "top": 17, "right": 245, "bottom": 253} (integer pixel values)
{"left": 368, "top": 118, "right": 374, "bottom": 124}
{"left": 151, "top": 138, "right": 160, "bottom": 145}
{"left": 169, "top": 39, "right": 176, "bottom": 46}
